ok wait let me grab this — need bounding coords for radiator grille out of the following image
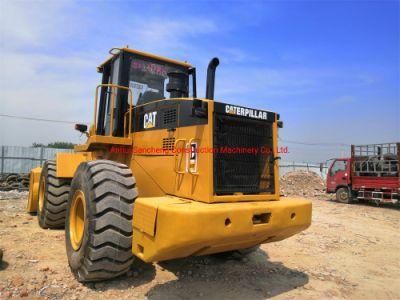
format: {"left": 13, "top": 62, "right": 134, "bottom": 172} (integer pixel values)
{"left": 213, "top": 113, "right": 274, "bottom": 195}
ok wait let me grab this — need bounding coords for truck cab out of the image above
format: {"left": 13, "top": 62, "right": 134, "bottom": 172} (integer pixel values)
{"left": 326, "top": 158, "right": 351, "bottom": 193}
{"left": 326, "top": 158, "right": 352, "bottom": 203}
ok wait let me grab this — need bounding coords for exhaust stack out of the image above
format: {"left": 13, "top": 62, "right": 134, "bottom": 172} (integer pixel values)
{"left": 205, "top": 57, "right": 219, "bottom": 100}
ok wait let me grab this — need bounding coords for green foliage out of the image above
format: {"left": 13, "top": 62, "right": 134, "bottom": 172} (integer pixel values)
{"left": 32, "top": 142, "right": 75, "bottom": 149}
{"left": 47, "top": 142, "right": 75, "bottom": 149}
{"left": 32, "top": 143, "right": 46, "bottom": 148}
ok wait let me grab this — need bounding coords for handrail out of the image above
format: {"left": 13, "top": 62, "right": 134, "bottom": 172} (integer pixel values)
{"left": 94, "top": 84, "right": 134, "bottom": 137}
{"left": 123, "top": 106, "right": 133, "bottom": 137}
{"left": 174, "top": 139, "right": 187, "bottom": 174}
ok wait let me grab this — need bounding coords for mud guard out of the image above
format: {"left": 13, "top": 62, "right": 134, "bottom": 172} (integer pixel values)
{"left": 26, "top": 167, "right": 42, "bottom": 213}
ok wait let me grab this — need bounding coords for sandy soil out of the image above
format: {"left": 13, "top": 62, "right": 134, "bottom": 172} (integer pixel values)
{"left": 0, "top": 196, "right": 399, "bottom": 299}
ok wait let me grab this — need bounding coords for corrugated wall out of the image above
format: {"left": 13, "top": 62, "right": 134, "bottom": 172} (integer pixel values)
{"left": 0, "top": 146, "right": 73, "bottom": 174}
{"left": 280, "top": 161, "right": 328, "bottom": 179}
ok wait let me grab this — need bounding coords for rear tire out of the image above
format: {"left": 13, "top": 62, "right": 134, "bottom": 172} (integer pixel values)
{"left": 336, "top": 187, "right": 352, "bottom": 204}
{"left": 37, "top": 161, "right": 71, "bottom": 229}
{"left": 65, "top": 160, "right": 138, "bottom": 282}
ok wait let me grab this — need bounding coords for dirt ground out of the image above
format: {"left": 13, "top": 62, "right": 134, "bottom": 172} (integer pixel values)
{"left": 0, "top": 196, "right": 399, "bottom": 300}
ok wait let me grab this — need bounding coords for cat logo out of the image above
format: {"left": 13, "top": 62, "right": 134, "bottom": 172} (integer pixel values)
{"left": 143, "top": 111, "right": 158, "bottom": 129}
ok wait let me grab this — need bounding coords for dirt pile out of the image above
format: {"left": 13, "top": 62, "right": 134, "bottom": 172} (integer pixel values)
{"left": 280, "top": 170, "right": 326, "bottom": 197}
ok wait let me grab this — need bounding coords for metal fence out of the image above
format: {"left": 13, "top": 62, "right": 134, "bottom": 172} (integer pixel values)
{"left": 0, "top": 145, "right": 73, "bottom": 174}
{"left": 0, "top": 145, "right": 329, "bottom": 179}
{"left": 280, "top": 161, "right": 328, "bottom": 179}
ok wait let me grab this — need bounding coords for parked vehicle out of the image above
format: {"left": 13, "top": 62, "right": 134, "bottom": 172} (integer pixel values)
{"left": 326, "top": 143, "right": 399, "bottom": 204}
{"left": 27, "top": 47, "right": 311, "bottom": 282}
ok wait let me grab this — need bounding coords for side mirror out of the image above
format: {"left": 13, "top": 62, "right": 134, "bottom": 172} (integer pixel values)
{"left": 277, "top": 121, "right": 283, "bottom": 128}
{"left": 75, "top": 124, "right": 88, "bottom": 135}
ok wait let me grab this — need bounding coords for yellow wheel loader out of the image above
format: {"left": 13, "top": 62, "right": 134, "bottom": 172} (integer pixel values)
{"left": 27, "top": 47, "right": 312, "bottom": 282}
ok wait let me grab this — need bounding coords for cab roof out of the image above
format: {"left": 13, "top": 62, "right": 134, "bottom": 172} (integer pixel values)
{"left": 97, "top": 47, "right": 192, "bottom": 72}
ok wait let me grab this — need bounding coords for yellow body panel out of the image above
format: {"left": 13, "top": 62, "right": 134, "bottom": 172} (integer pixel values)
{"left": 131, "top": 156, "right": 174, "bottom": 196}
{"left": 56, "top": 152, "right": 93, "bottom": 178}
{"left": 132, "top": 196, "right": 311, "bottom": 262}
{"left": 173, "top": 124, "right": 213, "bottom": 201}
{"left": 26, "top": 167, "right": 42, "bottom": 213}
{"left": 132, "top": 200, "right": 158, "bottom": 237}
{"left": 74, "top": 135, "right": 132, "bottom": 152}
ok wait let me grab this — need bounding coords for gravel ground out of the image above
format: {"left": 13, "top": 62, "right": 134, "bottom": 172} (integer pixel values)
{"left": 0, "top": 196, "right": 399, "bottom": 299}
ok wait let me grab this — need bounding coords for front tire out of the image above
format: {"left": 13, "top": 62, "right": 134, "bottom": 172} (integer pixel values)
{"left": 336, "top": 187, "right": 352, "bottom": 204}
{"left": 65, "top": 160, "right": 138, "bottom": 282}
{"left": 37, "top": 161, "right": 71, "bottom": 229}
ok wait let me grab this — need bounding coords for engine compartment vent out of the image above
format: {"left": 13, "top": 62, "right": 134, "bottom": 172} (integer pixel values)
{"left": 163, "top": 109, "right": 177, "bottom": 125}
{"left": 162, "top": 137, "right": 175, "bottom": 151}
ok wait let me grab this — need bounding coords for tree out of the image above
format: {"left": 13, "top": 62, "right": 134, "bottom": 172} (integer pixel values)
{"left": 47, "top": 142, "right": 75, "bottom": 149}
{"left": 32, "top": 143, "right": 46, "bottom": 148}
{"left": 32, "top": 142, "right": 75, "bottom": 149}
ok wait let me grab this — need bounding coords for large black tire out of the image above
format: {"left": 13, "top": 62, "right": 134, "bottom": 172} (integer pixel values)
{"left": 336, "top": 187, "right": 352, "bottom": 204}
{"left": 65, "top": 160, "right": 138, "bottom": 282}
{"left": 37, "top": 161, "right": 71, "bottom": 229}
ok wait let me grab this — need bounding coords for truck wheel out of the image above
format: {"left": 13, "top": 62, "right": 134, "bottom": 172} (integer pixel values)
{"left": 65, "top": 160, "right": 138, "bottom": 282}
{"left": 37, "top": 161, "right": 71, "bottom": 229}
{"left": 336, "top": 187, "right": 352, "bottom": 204}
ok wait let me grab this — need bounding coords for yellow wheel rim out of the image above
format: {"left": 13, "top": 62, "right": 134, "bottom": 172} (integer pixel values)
{"left": 69, "top": 190, "right": 86, "bottom": 251}
{"left": 38, "top": 179, "right": 45, "bottom": 212}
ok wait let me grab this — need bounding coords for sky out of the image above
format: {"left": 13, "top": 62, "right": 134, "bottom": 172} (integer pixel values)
{"left": 0, "top": 0, "right": 399, "bottom": 162}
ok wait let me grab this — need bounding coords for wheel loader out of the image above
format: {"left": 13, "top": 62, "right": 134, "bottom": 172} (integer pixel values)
{"left": 27, "top": 47, "right": 312, "bottom": 282}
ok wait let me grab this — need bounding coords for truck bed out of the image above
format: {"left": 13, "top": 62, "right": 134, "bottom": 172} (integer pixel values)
{"left": 352, "top": 176, "right": 399, "bottom": 190}
{"left": 351, "top": 143, "right": 399, "bottom": 191}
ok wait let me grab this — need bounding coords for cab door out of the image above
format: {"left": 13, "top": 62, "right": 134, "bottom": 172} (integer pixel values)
{"left": 327, "top": 159, "right": 349, "bottom": 192}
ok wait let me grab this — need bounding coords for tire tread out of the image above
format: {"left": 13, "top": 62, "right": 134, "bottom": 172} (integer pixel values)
{"left": 67, "top": 160, "right": 137, "bottom": 282}
{"left": 38, "top": 161, "right": 71, "bottom": 228}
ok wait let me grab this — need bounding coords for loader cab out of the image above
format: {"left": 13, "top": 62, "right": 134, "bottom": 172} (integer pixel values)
{"left": 95, "top": 48, "right": 196, "bottom": 137}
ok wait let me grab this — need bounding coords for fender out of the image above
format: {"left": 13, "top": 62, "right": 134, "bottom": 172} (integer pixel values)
{"left": 56, "top": 152, "right": 93, "bottom": 178}
{"left": 26, "top": 152, "right": 93, "bottom": 213}
{"left": 26, "top": 167, "right": 42, "bottom": 213}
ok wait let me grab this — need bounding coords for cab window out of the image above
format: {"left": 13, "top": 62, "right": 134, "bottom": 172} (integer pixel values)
{"left": 128, "top": 57, "right": 189, "bottom": 105}
{"left": 330, "top": 160, "right": 347, "bottom": 176}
